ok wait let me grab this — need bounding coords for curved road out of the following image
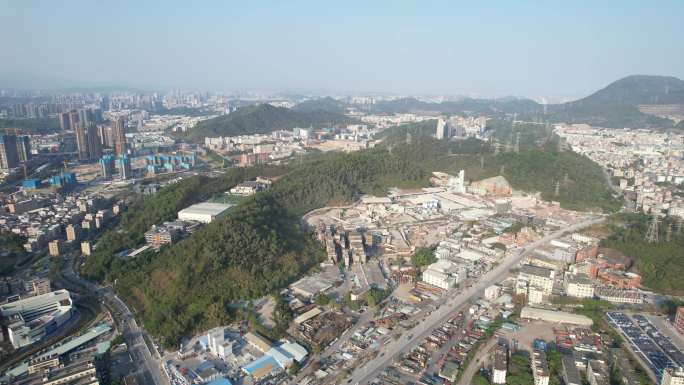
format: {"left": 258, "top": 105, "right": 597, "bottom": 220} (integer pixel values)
{"left": 63, "top": 256, "right": 169, "bottom": 385}
{"left": 347, "top": 216, "right": 605, "bottom": 385}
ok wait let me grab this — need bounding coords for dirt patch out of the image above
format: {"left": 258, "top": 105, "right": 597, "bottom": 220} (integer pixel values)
{"left": 256, "top": 296, "right": 276, "bottom": 329}
{"left": 499, "top": 320, "right": 557, "bottom": 350}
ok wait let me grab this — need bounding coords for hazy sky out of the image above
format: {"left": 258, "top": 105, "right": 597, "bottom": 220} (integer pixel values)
{"left": 2, "top": 0, "right": 683, "bottom": 99}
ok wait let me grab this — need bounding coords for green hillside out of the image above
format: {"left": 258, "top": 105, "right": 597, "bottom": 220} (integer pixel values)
{"left": 81, "top": 165, "right": 287, "bottom": 282}
{"left": 181, "top": 104, "right": 354, "bottom": 142}
{"left": 0, "top": 117, "right": 60, "bottom": 134}
{"left": 602, "top": 213, "right": 684, "bottom": 296}
{"left": 546, "top": 75, "right": 684, "bottom": 128}
{"left": 292, "top": 97, "right": 347, "bottom": 114}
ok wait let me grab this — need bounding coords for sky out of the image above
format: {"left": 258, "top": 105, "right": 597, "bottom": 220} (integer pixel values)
{"left": 1, "top": 1, "right": 683, "bottom": 100}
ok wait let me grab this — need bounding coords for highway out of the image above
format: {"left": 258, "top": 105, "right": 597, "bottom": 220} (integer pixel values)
{"left": 347, "top": 216, "right": 605, "bottom": 385}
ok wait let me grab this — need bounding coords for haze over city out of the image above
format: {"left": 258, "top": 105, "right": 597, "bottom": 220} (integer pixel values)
{"left": 2, "top": 2, "right": 684, "bottom": 385}
{"left": 2, "top": 0, "right": 684, "bottom": 100}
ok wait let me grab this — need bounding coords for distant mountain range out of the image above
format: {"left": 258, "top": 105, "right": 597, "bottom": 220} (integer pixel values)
{"left": 546, "top": 75, "right": 684, "bottom": 127}
{"left": 188, "top": 75, "right": 684, "bottom": 141}
{"left": 350, "top": 75, "right": 684, "bottom": 128}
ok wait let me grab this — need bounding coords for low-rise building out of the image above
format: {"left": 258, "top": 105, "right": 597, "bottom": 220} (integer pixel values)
{"left": 31, "top": 278, "right": 51, "bottom": 296}
{"left": 48, "top": 239, "right": 61, "bottom": 257}
{"left": 531, "top": 349, "right": 550, "bottom": 385}
{"left": 81, "top": 241, "right": 92, "bottom": 256}
{"left": 0, "top": 290, "right": 74, "bottom": 348}
{"left": 521, "top": 307, "right": 593, "bottom": 327}
{"left": 587, "top": 360, "right": 610, "bottom": 385}
{"left": 492, "top": 345, "right": 507, "bottom": 384}
{"left": 562, "top": 354, "right": 582, "bottom": 385}
{"left": 422, "top": 260, "right": 467, "bottom": 290}
{"left": 565, "top": 275, "right": 595, "bottom": 298}
{"left": 661, "top": 367, "right": 684, "bottom": 385}
{"left": 207, "top": 327, "right": 233, "bottom": 359}
{"left": 675, "top": 307, "right": 684, "bottom": 336}
{"left": 518, "top": 265, "right": 555, "bottom": 294}
{"left": 594, "top": 287, "right": 643, "bottom": 304}
{"left": 177, "top": 202, "right": 233, "bottom": 223}
{"left": 485, "top": 285, "right": 501, "bottom": 300}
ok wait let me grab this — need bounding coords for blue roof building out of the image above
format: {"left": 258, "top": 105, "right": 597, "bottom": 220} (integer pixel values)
{"left": 242, "top": 355, "right": 281, "bottom": 379}
{"left": 22, "top": 179, "right": 41, "bottom": 189}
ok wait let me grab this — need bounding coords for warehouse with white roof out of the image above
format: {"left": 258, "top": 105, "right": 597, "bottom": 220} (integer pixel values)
{"left": 177, "top": 202, "right": 233, "bottom": 223}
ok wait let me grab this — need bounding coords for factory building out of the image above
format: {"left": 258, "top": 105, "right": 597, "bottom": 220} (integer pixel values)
{"left": 178, "top": 202, "right": 233, "bottom": 223}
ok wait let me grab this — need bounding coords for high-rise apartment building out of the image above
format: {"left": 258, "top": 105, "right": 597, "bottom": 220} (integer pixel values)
{"left": 87, "top": 123, "right": 102, "bottom": 160}
{"left": 0, "top": 134, "right": 20, "bottom": 170}
{"left": 75, "top": 121, "right": 103, "bottom": 162}
{"left": 661, "top": 367, "right": 684, "bottom": 385}
{"left": 58, "top": 112, "right": 71, "bottom": 130}
{"left": 113, "top": 117, "right": 127, "bottom": 155}
{"left": 16, "top": 135, "right": 31, "bottom": 162}
{"left": 118, "top": 155, "right": 132, "bottom": 180}
{"left": 68, "top": 110, "right": 80, "bottom": 130}
{"left": 75, "top": 123, "right": 90, "bottom": 161}
{"left": 100, "top": 154, "right": 115, "bottom": 179}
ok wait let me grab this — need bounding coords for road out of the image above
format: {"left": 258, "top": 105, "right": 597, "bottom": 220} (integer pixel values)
{"left": 456, "top": 336, "right": 497, "bottom": 385}
{"left": 63, "top": 256, "right": 169, "bottom": 385}
{"left": 347, "top": 216, "right": 604, "bottom": 385}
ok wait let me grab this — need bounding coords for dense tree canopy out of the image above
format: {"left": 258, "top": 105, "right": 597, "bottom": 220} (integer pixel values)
{"left": 179, "top": 104, "right": 354, "bottom": 142}
{"left": 602, "top": 213, "right": 684, "bottom": 295}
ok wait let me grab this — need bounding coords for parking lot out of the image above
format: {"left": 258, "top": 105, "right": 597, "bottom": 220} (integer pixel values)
{"left": 606, "top": 311, "right": 684, "bottom": 381}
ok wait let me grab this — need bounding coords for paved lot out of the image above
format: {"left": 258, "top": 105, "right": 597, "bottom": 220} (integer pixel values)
{"left": 606, "top": 311, "right": 684, "bottom": 382}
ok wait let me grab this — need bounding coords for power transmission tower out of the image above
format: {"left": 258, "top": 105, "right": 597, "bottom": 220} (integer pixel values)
{"left": 554, "top": 180, "right": 560, "bottom": 197}
{"left": 514, "top": 132, "right": 520, "bottom": 154}
{"left": 645, "top": 212, "right": 660, "bottom": 243}
{"left": 406, "top": 132, "right": 412, "bottom": 145}
{"left": 480, "top": 155, "right": 485, "bottom": 170}
{"left": 494, "top": 140, "right": 500, "bottom": 155}
{"left": 500, "top": 165, "right": 505, "bottom": 175}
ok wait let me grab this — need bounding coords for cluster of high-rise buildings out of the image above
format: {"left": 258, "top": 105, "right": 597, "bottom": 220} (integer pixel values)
{"left": 0, "top": 133, "right": 31, "bottom": 170}
{"left": 59, "top": 108, "right": 128, "bottom": 162}
{"left": 435, "top": 116, "right": 488, "bottom": 140}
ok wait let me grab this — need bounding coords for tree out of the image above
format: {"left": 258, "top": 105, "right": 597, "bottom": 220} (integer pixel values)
{"left": 472, "top": 373, "right": 490, "bottom": 385}
{"left": 411, "top": 247, "right": 436, "bottom": 267}
{"left": 314, "top": 293, "right": 331, "bottom": 306}
{"left": 288, "top": 361, "right": 301, "bottom": 376}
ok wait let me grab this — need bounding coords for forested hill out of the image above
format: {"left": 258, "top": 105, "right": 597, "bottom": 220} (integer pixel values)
{"left": 181, "top": 104, "right": 354, "bottom": 142}
{"left": 602, "top": 213, "right": 684, "bottom": 296}
{"left": 362, "top": 75, "right": 684, "bottom": 129}
{"left": 546, "top": 75, "right": 684, "bottom": 128}
{"left": 292, "top": 97, "right": 347, "bottom": 114}
{"left": 85, "top": 120, "right": 620, "bottom": 347}
{"left": 571, "top": 75, "right": 684, "bottom": 106}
